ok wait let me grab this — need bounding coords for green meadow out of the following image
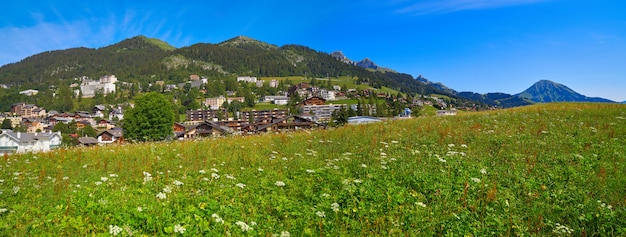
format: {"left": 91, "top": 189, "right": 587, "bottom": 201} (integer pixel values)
{"left": 1, "top": 103, "right": 624, "bottom": 236}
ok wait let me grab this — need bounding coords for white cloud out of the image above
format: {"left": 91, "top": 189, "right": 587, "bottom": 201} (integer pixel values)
{"left": 395, "top": 0, "right": 549, "bottom": 16}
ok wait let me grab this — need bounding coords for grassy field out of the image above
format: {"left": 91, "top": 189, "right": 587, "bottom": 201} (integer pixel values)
{"left": 1, "top": 103, "right": 625, "bottom": 236}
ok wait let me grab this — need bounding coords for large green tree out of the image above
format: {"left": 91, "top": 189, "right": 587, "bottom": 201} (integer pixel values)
{"left": 1, "top": 119, "right": 12, "bottom": 129}
{"left": 124, "top": 92, "right": 175, "bottom": 141}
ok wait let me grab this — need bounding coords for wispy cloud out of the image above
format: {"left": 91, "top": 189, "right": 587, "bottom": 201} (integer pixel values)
{"left": 0, "top": 8, "right": 184, "bottom": 66}
{"left": 395, "top": 0, "right": 549, "bottom": 16}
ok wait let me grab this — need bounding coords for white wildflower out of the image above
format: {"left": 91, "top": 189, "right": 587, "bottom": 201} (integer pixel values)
{"left": 137, "top": 206, "right": 143, "bottom": 212}
{"left": 353, "top": 179, "right": 363, "bottom": 184}
{"left": 274, "top": 181, "right": 286, "bottom": 187}
{"left": 12, "top": 186, "right": 19, "bottom": 194}
{"left": 316, "top": 211, "right": 326, "bottom": 218}
{"left": 109, "top": 174, "right": 118, "bottom": 177}
{"left": 553, "top": 222, "right": 573, "bottom": 235}
{"left": 236, "top": 183, "right": 246, "bottom": 189}
{"left": 361, "top": 164, "right": 367, "bottom": 168}
{"left": 174, "top": 224, "right": 185, "bottom": 234}
{"left": 438, "top": 157, "right": 447, "bottom": 163}
{"left": 211, "top": 168, "right": 219, "bottom": 173}
{"left": 202, "top": 177, "right": 210, "bottom": 181}
{"left": 331, "top": 202, "right": 340, "bottom": 212}
{"left": 211, "top": 173, "right": 220, "bottom": 179}
{"left": 235, "top": 221, "right": 252, "bottom": 232}
{"left": 0, "top": 208, "right": 8, "bottom": 213}
{"left": 448, "top": 144, "right": 455, "bottom": 147}
{"left": 109, "top": 225, "right": 122, "bottom": 236}
{"left": 143, "top": 172, "right": 152, "bottom": 182}
{"left": 100, "top": 177, "right": 108, "bottom": 182}
{"left": 199, "top": 169, "right": 206, "bottom": 174}
{"left": 212, "top": 213, "right": 224, "bottom": 224}
{"left": 173, "top": 180, "right": 184, "bottom": 186}
{"left": 95, "top": 181, "right": 102, "bottom": 186}
{"left": 461, "top": 144, "right": 468, "bottom": 148}
{"left": 416, "top": 202, "right": 427, "bottom": 208}
{"left": 163, "top": 186, "right": 172, "bottom": 193}
{"left": 471, "top": 177, "right": 481, "bottom": 183}
{"left": 280, "top": 231, "right": 291, "bottom": 237}
{"left": 391, "top": 140, "right": 399, "bottom": 144}
{"left": 306, "top": 169, "right": 316, "bottom": 173}
{"left": 321, "top": 193, "right": 331, "bottom": 198}
{"left": 480, "top": 168, "right": 487, "bottom": 174}
{"left": 156, "top": 192, "right": 167, "bottom": 199}
{"left": 226, "top": 174, "right": 236, "bottom": 180}
{"left": 63, "top": 176, "right": 69, "bottom": 180}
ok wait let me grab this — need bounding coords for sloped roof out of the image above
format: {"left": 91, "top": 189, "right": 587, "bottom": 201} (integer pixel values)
{"left": 0, "top": 130, "right": 61, "bottom": 143}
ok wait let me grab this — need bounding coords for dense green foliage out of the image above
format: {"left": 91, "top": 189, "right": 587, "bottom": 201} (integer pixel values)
{"left": 0, "top": 103, "right": 624, "bottom": 236}
{"left": 123, "top": 92, "right": 175, "bottom": 141}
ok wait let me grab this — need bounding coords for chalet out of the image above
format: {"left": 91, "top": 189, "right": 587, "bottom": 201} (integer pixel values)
{"left": 255, "top": 115, "right": 326, "bottom": 133}
{"left": 300, "top": 96, "right": 326, "bottom": 106}
{"left": 97, "top": 128, "right": 124, "bottom": 144}
{"left": 93, "top": 105, "right": 106, "bottom": 118}
{"left": 0, "top": 130, "right": 62, "bottom": 154}
{"left": 77, "top": 137, "right": 99, "bottom": 146}
{"left": 193, "top": 121, "right": 230, "bottom": 137}
{"left": 97, "top": 119, "right": 116, "bottom": 130}
{"left": 186, "top": 109, "right": 228, "bottom": 121}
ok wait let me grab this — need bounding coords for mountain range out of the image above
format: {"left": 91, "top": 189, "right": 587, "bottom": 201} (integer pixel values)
{"left": 0, "top": 35, "right": 617, "bottom": 108}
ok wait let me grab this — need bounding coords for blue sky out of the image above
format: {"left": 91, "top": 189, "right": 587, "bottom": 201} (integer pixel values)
{"left": 1, "top": 0, "right": 625, "bottom": 101}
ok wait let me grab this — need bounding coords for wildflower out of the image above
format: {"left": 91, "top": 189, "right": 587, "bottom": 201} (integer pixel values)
{"left": 174, "top": 224, "right": 186, "bottom": 234}
{"left": 471, "top": 177, "right": 481, "bottom": 183}
{"left": 173, "top": 180, "right": 184, "bottom": 186}
{"left": 361, "top": 164, "right": 367, "bottom": 168}
{"left": 0, "top": 208, "right": 8, "bottom": 213}
{"left": 416, "top": 202, "right": 427, "bottom": 208}
{"left": 211, "top": 173, "right": 220, "bottom": 179}
{"left": 553, "top": 223, "right": 573, "bottom": 235}
{"left": 316, "top": 211, "right": 326, "bottom": 218}
{"left": 156, "top": 192, "right": 167, "bottom": 199}
{"left": 391, "top": 140, "right": 399, "bottom": 144}
{"left": 331, "top": 202, "right": 340, "bottom": 212}
{"left": 353, "top": 179, "right": 363, "bottom": 184}
{"left": 12, "top": 186, "right": 19, "bottom": 194}
{"left": 163, "top": 186, "right": 172, "bottom": 193}
{"left": 109, "top": 174, "right": 118, "bottom": 177}
{"left": 275, "top": 181, "right": 286, "bottom": 187}
{"left": 258, "top": 167, "right": 264, "bottom": 172}
{"left": 95, "top": 181, "right": 102, "bottom": 186}
{"left": 235, "top": 221, "right": 252, "bottom": 232}
{"left": 199, "top": 169, "right": 206, "bottom": 174}
{"left": 212, "top": 213, "right": 224, "bottom": 224}
{"left": 137, "top": 206, "right": 143, "bottom": 212}
{"left": 280, "top": 231, "right": 291, "bottom": 237}
{"left": 236, "top": 183, "right": 246, "bottom": 189}
{"left": 306, "top": 169, "right": 316, "bottom": 173}
{"left": 448, "top": 144, "right": 455, "bottom": 147}
{"left": 480, "top": 168, "right": 487, "bottom": 174}
{"left": 461, "top": 144, "right": 468, "bottom": 148}
{"left": 211, "top": 168, "right": 219, "bottom": 173}
{"left": 101, "top": 177, "right": 108, "bottom": 182}
{"left": 438, "top": 157, "right": 447, "bottom": 163}
{"left": 321, "top": 193, "right": 330, "bottom": 198}
{"left": 226, "top": 174, "right": 236, "bottom": 180}
{"left": 109, "top": 225, "right": 122, "bottom": 236}
{"left": 63, "top": 176, "right": 69, "bottom": 180}
{"left": 202, "top": 177, "right": 209, "bottom": 181}
{"left": 143, "top": 172, "right": 152, "bottom": 182}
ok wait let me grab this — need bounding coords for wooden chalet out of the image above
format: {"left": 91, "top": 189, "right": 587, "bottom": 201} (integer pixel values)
{"left": 300, "top": 96, "right": 326, "bottom": 106}
{"left": 97, "top": 128, "right": 124, "bottom": 144}
{"left": 255, "top": 115, "right": 326, "bottom": 133}
{"left": 193, "top": 121, "right": 230, "bottom": 138}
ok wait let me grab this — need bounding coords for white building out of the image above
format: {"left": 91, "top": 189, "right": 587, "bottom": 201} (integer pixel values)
{"left": 301, "top": 104, "right": 344, "bottom": 122}
{"left": 237, "top": 76, "right": 257, "bottom": 83}
{"left": 320, "top": 90, "right": 336, "bottom": 101}
{"left": 80, "top": 75, "right": 117, "bottom": 98}
{"left": 0, "top": 130, "right": 62, "bottom": 154}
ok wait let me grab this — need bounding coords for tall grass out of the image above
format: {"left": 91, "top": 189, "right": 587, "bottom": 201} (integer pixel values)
{"left": 0, "top": 103, "right": 624, "bottom": 236}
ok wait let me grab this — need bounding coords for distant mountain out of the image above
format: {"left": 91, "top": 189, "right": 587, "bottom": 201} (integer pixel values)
{"left": 455, "top": 79, "right": 615, "bottom": 108}
{"left": 330, "top": 51, "right": 352, "bottom": 64}
{"left": 355, "top": 58, "right": 377, "bottom": 70}
{"left": 516, "top": 80, "right": 614, "bottom": 103}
